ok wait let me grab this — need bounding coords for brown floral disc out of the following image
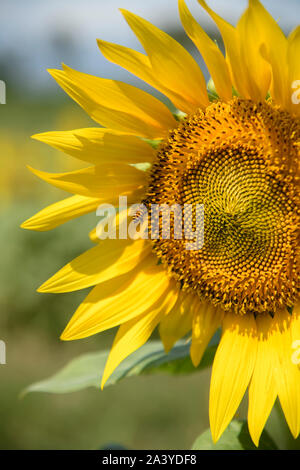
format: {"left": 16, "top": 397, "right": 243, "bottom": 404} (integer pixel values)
{"left": 143, "top": 98, "right": 300, "bottom": 315}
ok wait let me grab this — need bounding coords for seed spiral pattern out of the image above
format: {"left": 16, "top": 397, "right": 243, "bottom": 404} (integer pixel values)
{"left": 144, "top": 99, "right": 300, "bottom": 315}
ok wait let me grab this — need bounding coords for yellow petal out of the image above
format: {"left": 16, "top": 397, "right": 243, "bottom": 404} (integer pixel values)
{"left": 89, "top": 227, "right": 98, "bottom": 243}
{"left": 101, "top": 283, "right": 178, "bottom": 388}
{"left": 190, "top": 302, "right": 223, "bottom": 367}
{"left": 236, "top": 1, "right": 271, "bottom": 101}
{"left": 38, "top": 239, "right": 151, "bottom": 293}
{"left": 288, "top": 26, "right": 300, "bottom": 116}
{"left": 179, "top": 0, "right": 232, "bottom": 101}
{"left": 61, "top": 256, "right": 173, "bottom": 340}
{"left": 291, "top": 304, "right": 300, "bottom": 370}
{"left": 49, "top": 65, "right": 176, "bottom": 138}
{"left": 32, "top": 128, "right": 155, "bottom": 165}
{"left": 247, "top": 0, "right": 288, "bottom": 108}
{"left": 209, "top": 312, "right": 257, "bottom": 443}
{"left": 120, "top": 9, "right": 209, "bottom": 113}
{"left": 159, "top": 291, "right": 194, "bottom": 353}
{"left": 271, "top": 309, "right": 300, "bottom": 438}
{"left": 248, "top": 314, "right": 277, "bottom": 447}
{"left": 21, "top": 195, "right": 100, "bottom": 231}
{"left": 97, "top": 40, "right": 189, "bottom": 113}
{"left": 291, "top": 303, "right": 300, "bottom": 344}
{"left": 27, "top": 164, "right": 146, "bottom": 200}
{"left": 97, "top": 39, "right": 155, "bottom": 85}
{"left": 197, "top": 0, "right": 250, "bottom": 98}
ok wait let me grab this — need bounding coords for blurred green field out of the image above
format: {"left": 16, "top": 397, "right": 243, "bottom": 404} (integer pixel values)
{"left": 1, "top": 97, "right": 300, "bottom": 450}
{"left": 2, "top": 0, "right": 300, "bottom": 450}
{"left": 0, "top": 200, "right": 212, "bottom": 450}
{"left": 0, "top": 332, "right": 212, "bottom": 449}
{"left": 0, "top": 97, "right": 215, "bottom": 449}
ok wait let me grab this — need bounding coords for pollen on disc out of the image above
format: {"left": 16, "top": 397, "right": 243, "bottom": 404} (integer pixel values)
{"left": 143, "top": 98, "right": 300, "bottom": 315}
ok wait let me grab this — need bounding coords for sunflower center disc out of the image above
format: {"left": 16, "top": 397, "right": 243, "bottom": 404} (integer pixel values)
{"left": 144, "top": 98, "right": 300, "bottom": 315}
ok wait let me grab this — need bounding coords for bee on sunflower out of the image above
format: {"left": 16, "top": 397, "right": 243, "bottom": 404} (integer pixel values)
{"left": 22, "top": 0, "right": 300, "bottom": 446}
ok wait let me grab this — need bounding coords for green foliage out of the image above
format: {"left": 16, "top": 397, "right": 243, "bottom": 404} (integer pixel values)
{"left": 207, "top": 78, "right": 219, "bottom": 102}
{"left": 192, "top": 420, "right": 278, "bottom": 450}
{"left": 23, "top": 340, "right": 217, "bottom": 395}
{"left": 0, "top": 201, "right": 94, "bottom": 334}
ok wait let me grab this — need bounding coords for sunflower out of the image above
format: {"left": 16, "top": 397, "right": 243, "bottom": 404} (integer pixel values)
{"left": 22, "top": 0, "right": 300, "bottom": 446}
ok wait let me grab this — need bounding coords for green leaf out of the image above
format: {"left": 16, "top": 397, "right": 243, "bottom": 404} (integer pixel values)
{"left": 192, "top": 420, "right": 278, "bottom": 450}
{"left": 141, "top": 138, "right": 163, "bottom": 149}
{"left": 23, "top": 340, "right": 217, "bottom": 396}
{"left": 207, "top": 78, "right": 219, "bottom": 102}
{"left": 172, "top": 109, "right": 187, "bottom": 121}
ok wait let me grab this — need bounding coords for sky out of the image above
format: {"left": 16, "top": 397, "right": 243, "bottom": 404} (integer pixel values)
{"left": 1, "top": 0, "right": 299, "bottom": 94}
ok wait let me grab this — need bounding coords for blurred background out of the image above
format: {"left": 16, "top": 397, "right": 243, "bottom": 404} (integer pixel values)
{"left": 0, "top": 0, "right": 299, "bottom": 450}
